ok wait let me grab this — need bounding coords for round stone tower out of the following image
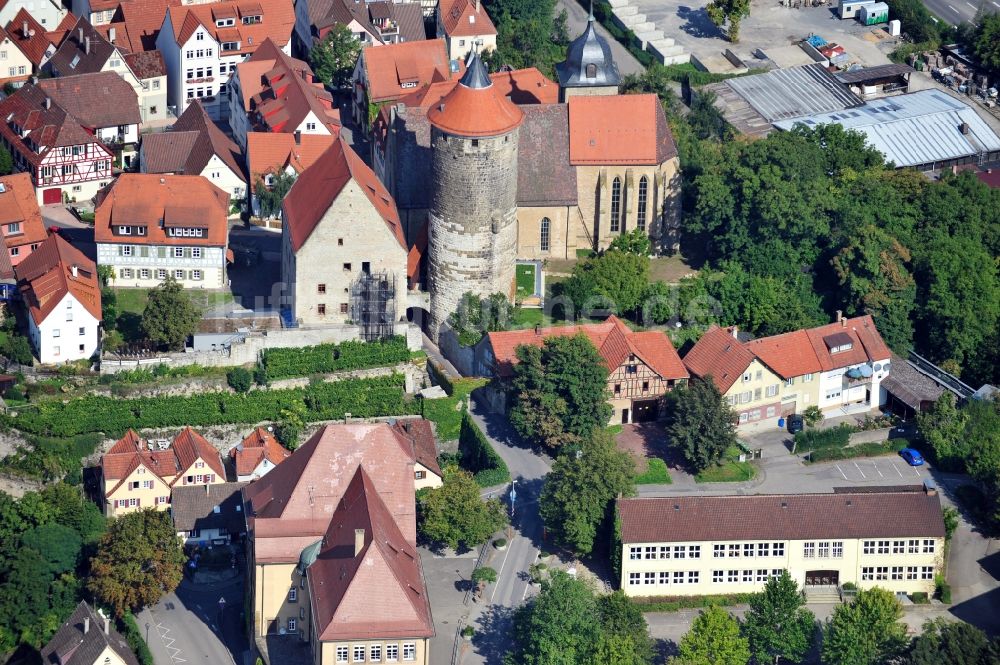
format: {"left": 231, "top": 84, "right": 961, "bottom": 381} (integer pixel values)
{"left": 426, "top": 53, "right": 525, "bottom": 341}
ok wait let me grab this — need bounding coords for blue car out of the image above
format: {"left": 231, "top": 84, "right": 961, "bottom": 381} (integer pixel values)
{"left": 900, "top": 448, "right": 925, "bottom": 466}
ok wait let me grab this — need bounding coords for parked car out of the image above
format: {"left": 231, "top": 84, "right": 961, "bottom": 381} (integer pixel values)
{"left": 899, "top": 448, "right": 925, "bottom": 466}
{"left": 787, "top": 414, "right": 804, "bottom": 434}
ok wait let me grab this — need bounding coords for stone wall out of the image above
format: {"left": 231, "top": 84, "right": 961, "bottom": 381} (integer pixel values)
{"left": 428, "top": 127, "right": 520, "bottom": 340}
{"left": 101, "top": 323, "right": 423, "bottom": 373}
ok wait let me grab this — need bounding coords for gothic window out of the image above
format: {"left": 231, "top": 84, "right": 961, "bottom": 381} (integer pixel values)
{"left": 637, "top": 176, "right": 648, "bottom": 231}
{"left": 586, "top": 63, "right": 597, "bottom": 79}
{"left": 540, "top": 217, "right": 550, "bottom": 252}
{"left": 610, "top": 177, "right": 622, "bottom": 233}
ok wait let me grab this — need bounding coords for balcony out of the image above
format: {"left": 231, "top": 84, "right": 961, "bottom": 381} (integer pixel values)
{"left": 186, "top": 76, "right": 216, "bottom": 84}
{"left": 843, "top": 366, "right": 874, "bottom": 387}
{"left": 377, "top": 20, "right": 399, "bottom": 38}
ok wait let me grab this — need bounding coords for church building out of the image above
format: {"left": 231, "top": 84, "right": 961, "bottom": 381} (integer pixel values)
{"left": 373, "top": 10, "right": 681, "bottom": 262}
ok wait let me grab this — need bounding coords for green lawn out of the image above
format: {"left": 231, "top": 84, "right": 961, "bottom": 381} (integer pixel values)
{"left": 516, "top": 264, "right": 536, "bottom": 296}
{"left": 695, "top": 461, "right": 756, "bottom": 483}
{"left": 114, "top": 287, "right": 234, "bottom": 315}
{"left": 421, "top": 377, "right": 487, "bottom": 441}
{"left": 512, "top": 307, "right": 544, "bottom": 329}
{"left": 635, "top": 458, "right": 672, "bottom": 485}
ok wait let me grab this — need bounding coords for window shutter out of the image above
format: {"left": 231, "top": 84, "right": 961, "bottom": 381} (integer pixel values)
{"left": 136, "top": 498, "right": 141, "bottom": 507}
{"left": 185, "top": 248, "right": 191, "bottom": 258}
{"left": 158, "top": 247, "right": 166, "bottom": 258}
{"left": 117, "top": 245, "right": 122, "bottom": 256}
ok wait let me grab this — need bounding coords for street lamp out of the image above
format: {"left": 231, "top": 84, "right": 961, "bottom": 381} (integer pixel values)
{"left": 509, "top": 480, "right": 516, "bottom": 518}
{"left": 145, "top": 622, "right": 150, "bottom": 644}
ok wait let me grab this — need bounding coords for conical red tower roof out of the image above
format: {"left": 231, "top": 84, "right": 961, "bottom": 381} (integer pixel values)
{"left": 426, "top": 52, "right": 524, "bottom": 137}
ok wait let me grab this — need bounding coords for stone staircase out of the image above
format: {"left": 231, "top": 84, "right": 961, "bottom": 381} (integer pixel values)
{"left": 804, "top": 585, "right": 843, "bottom": 604}
{"left": 606, "top": 0, "right": 691, "bottom": 64}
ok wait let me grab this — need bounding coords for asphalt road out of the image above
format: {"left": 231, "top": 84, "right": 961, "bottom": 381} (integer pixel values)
{"left": 922, "top": 0, "right": 993, "bottom": 26}
{"left": 138, "top": 575, "right": 249, "bottom": 665}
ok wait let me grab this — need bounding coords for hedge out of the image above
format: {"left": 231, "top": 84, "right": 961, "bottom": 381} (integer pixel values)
{"left": 630, "top": 593, "right": 756, "bottom": 613}
{"left": 426, "top": 358, "right": 454, "bottom": 395}
{"left": 120, "top": 612, "right": 154, "bottom": 665}
{"left": 806, "top": 439, "right": 907, "bottom": 463}
{"left": 793, "top": 424, "right": 854, "bottom": 452}
{"left": 4, "top": 374, "right": 418, "bottom": 437}
{"left": 458, "top": 411, "right": 510, "bottom": 487}
{"left": 258, "top": 336, "right": 411, "bottom": 380}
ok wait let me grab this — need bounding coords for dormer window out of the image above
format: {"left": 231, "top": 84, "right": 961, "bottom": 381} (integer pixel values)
{"left": 823, "top": 332, "right": 854, "bottom": 355}
{"left": 118, "top": 225, "right": 132, "bottom": 235}
{"left": 215, "top": 18, "right": 234, "bottom": 27}
{"left": 221, "top": 41, "right": 239, "bottom": 51}
{"left": 586, "top": 63, "right": 597, "bottom": 78}
{"left": 400, "top": 81, "right": 417, "bottom": 89}
{"left": 830, "top": 343, "right": 853, "bottom": 354}
{"left": 242, "top": 14, "right": 261, "bottom": 24}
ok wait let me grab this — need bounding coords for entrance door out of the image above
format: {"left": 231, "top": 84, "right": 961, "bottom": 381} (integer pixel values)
{"left": 633, "top": 399, "right": 659, "bottom": 423}
{"left": 42, "top": 187, "right": 62, "bottom": 205}
{"left": 621, "top": 408, "right": 629, "bottom": 424}
{"left": 805, "top": 570, "right": 839, "bottom": 586}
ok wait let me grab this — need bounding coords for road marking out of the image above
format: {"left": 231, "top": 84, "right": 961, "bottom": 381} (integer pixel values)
{"left": 873, "top": 461, "right": 883, "bottom": 478}
{"left": 490, "top": 537, "right": 513, "bottom": 603}
{"left": 914, "top": 465, "right": 923, "bottom": 477}
{"left": 994, "top": 2, "right": 1000, "bottom": 9}
{"left": 853, "top": 462, "right": 866, "bottom": 479}
{"left": 155, "top": 622, "right": 187, "bottom": 663}
{"left": 948, "top": 4, "right": 960, "bottom": 12}
{"left": 835, "top": 464, "right": 848, "bottom": 480}
{"left": 893, "top": 463, "right": 904, "bottom": 478}
{"left": 966, "top": 1, "right": 976, "bottom": 7}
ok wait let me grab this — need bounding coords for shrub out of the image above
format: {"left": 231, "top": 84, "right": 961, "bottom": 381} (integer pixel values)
{"left": 793, "top": 423, "right": 854, "bottom": 452}
{"left": 119, "top": 612, "right": 154, "bottom": 665}
{"left": 461, "top": 626, "right": 475, "bottom": 638}
{"left": 841, "top": 582, "right": 857, "bottom": 591}
{"left": 806, "top": 440, "right": 906, "bottom": 463}
{"left": 629, "top": 593, "right": 756, "bottom": 612}
{"left": 935, "top": 575, "right": 952, "bottom": 603}
{"left": 226, "top": 367, "right": 252, "bottom": 393}
{"left": 472, "top": 566, "right": 498, "bottom": 584}
{"left": 458, "top": 412, "right": 511, "bottom": 487}
{"left": 493, "top": 538, "right": 507, "bottom": 548}
{"left": 802, "top": 405, "right": 823, "bottom": 427}
{"left": 911, "top": 592, "right": 929, "bottom": 604}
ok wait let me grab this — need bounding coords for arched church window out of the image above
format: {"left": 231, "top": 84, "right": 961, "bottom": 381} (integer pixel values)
{"left": 610, "top": 177, "right": 622, "bottom": 232}
{"left": 540, "top": 217, "right": 551, "bottom": 252}
{"left": 637, "top": 176, "right": 648, "bottom": 231}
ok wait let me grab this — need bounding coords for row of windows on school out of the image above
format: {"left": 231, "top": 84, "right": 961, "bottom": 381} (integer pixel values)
{"left": 627, "top": 539, "right": 938, "bottom": 561}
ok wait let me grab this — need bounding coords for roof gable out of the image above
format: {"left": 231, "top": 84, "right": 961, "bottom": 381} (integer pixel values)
{"left": 362, "top": 38, "right": 453, "bottom": 103}
{"left": 15, "top": 234, "right": 102, "bottom": 324}
{"left": 681, "top": 325, "right": 756, "bottom": 393}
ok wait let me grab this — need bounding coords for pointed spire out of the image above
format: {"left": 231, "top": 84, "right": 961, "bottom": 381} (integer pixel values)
{"left": 459, "top": 50, "right": 492, "bottom": 90}
{"left": 588, "top": 0, "right": 595, "bottom": 21}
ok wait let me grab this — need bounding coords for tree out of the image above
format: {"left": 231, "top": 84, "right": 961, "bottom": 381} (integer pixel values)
{"left": 141, "top": 278, "right": 200, "bottom": 350}
{"left": 705, "top": 0, "right": 750, "bottom": 42}
{"left": 227, "top": 367, "right": 252, "bottom": 393}
{"left": 665, "top": 378, "right": 738, "bottom": 472}
{"left": 608, "top": 229, "right": 652, "bottom": 256}
{"left": 275, "top": 398, "right": 307, "bottom": 449}
{"left": 20, "top": 524, "right": 82, "bottom": 576}
{"left": 831, "top": 224, "right": 916, "bottom": 352}
{"left": 973, "top": 13, "right": 1000, "bottom": 74}
{"left": 418, "top": 466, "right": 507, "bottom": 551}
{"left": 509, "top": 334, "right": 612, "bottom": 450}
{"left": 310, "top": 23, "right": 362, "bottom": 89}
{"left": 917, "top": 393, "right": 971, "bottom": 471}
{"left": 595, "top": 591, "right": 653, "bottom": 665}
{"left": 255, "top": 172, "right": 296, "bottom": 219}
{"left": 909, "top": 618, "right": 993, "bottom": 665}
{"left": 562, "top": 250, "right": 650, "bottom": 317}
{"left": 481, "top": 0, "right": 567, "bottom": 79}
{"left": 87, "top": 509, "right": 184, "bottom": 617}
{"left": 742, "top": 571, "right": 816, "bottom": 665}
{"left": 448, "top": 292, "right": 512, "bottom": 346}
{"left": 821, "top": 587, "right": 907, "bottom": 665}
{"left": 675, "top": 606, "right": 750, "bottom": 665}
{"left": 2, "top": 334, "right": 34, "bottom": 366}
{"left": 509, "top": 571, "right": 602, "bottom": 665}
{"left": 538, "top": 431, "right": 635, "bottom": 557}
{"left": 0, "top": 144, "right": 13, "bottom": 176}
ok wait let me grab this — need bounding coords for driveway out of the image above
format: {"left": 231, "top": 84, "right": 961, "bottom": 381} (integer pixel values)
{"left": 137, "top": 574, "right": 250, "bottom": 665}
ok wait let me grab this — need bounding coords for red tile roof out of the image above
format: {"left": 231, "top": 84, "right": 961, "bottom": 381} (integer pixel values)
{"left": 15, "top": 233, "right": 101, "bottom": 325}
{"left": 38, "top": 71, "right": 141, "bottom": 128}
{"left": 619, "top": 488, "right": 945, "bottom": 544}
{"left": 283, "top": 137, "right": 405, "bottom": 253}
{"left": 93, "top": 174, "right": 230, "bottom": 247}
{"left": 5, "top": 9, "right": 54, "bottom": 66}
{"left": 167, "top": 0, "right": 294, "bottom": 55}
{"left": 804, "top": 315, "right": 891, "bottom": 371}
{"left": 116, "top": 0, "right": 179, "bottom": 52}
{"left": 308, "top": 467, "right": 434, "bottom": 641}
{"left": 141, "top": 101, "right": 245, "bottom": 182}
{"left": 0, "top": 173, "right": 49, "bottom": 255}
{"left": 123, "top": 49, "right": 166, "bottom": 79}
{"left": 745, "top": 329, "right": 819, "bottom": 380}
{"left": 426, "top": 56, "right": 524, "bottom": 138}
{"left": 487, "top": 315, "right": 687, "bottom": 380}
{"left": 568, "top": 93, "right": 677, "bottom": 165}
{"left": 243, "top": 422, "right": 419, "bottom": 562}
{"left": 439, "top": 0, "right": 496, "bottom": 38}
{"left": 101, "top": 427, "right": 225, "bottom": 491}
{"left": 396, "top": 67, "right": 557, "bottom": 109}
{"left": 230, "top": 426, "right": 290, "bottom": 476}
{"left": 361, "top": 38, "right": 455, "bottom": 104}
{"left": 390, "top": 419, "right": 440, "bottom": 478}
{"left": 246, "top": 131, "right": 336, "bottom": 193}
{"left": 681, "top": 325, "right": 756, "bottom": 393}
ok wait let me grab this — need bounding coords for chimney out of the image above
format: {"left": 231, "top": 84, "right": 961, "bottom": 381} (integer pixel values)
{"left": 84, "top": 617, "right": 90, "bottom": 634}
{"left": 354, "top": 528, "right": 365, "bottom": 557}
{"left": 22, "top": 20, "right": 28, "bottom": 37}
{"left": 104, "top": 616, "right": 109, "bottom": 635}
{"left": 44, "top": 96, "right": 51, "bottom": 109}
{"left": 85, "top": 36, "right": 90, "bottom": 54}
{"left": 294, "top": 129, "right": 301, "bottom": 145}
{"left": 836, "top": 310, "right": 843, "bottom": 323}
{"left": 960, "top": 122, "right": 970, "bottom": 135}
{"left": 71, "top": 264, "right": 78, "bottom": 277}
{"left": 109, "top": 26, "right": 116, "bottom": 43}
{"left": 475, "top": 0, "right": 480, "bottom": 11}
{"left": 78, "top": 27, "right": 84, "bottom": 43}
{"left": 841, "top": 316, "right": 847, "bottom": 328}
{"left": 730, "top": 325, "right": 738, "bottom": 340}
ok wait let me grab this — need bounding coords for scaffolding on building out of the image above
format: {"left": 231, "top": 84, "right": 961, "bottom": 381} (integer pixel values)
{"left": 350, "top": 270, "right": 397, "bottom": 342}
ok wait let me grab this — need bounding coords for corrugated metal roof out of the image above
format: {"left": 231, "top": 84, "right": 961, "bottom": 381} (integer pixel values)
{"left": 835, "top": 63, "right": 914, "bottom": 84}
{"left": 773, "top": 89, "right": 1000, "bottom": 168}
{"left": 725, "top": 63, "right": 863, "bottom": 122}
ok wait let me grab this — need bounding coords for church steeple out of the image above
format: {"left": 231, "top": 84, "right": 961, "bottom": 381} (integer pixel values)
{"left": 555, "top": 5, "right": 622, "bottom": 101}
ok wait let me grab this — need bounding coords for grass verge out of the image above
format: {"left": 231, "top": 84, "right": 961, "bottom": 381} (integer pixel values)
{"left": 695, "top": 461, "right": 756, "bottom": 483}
{"left": 516, "top": 264, "right": 536, "bottom": 297}
{"left": 632, "top": 593, "right": 756, "bottom": 613}
{"left": 635, "top": 458, "right": 672, "bottom": 485}
{"left": 421, "top": 377, "right": 487, "bottom": 441}
{"left": 805, "top": 439, "right": 907, "bottom": 464}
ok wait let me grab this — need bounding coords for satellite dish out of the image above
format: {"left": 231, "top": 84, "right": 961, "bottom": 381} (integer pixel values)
{"left": 873, "top": 363, "right": 882, "bottom": 372}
